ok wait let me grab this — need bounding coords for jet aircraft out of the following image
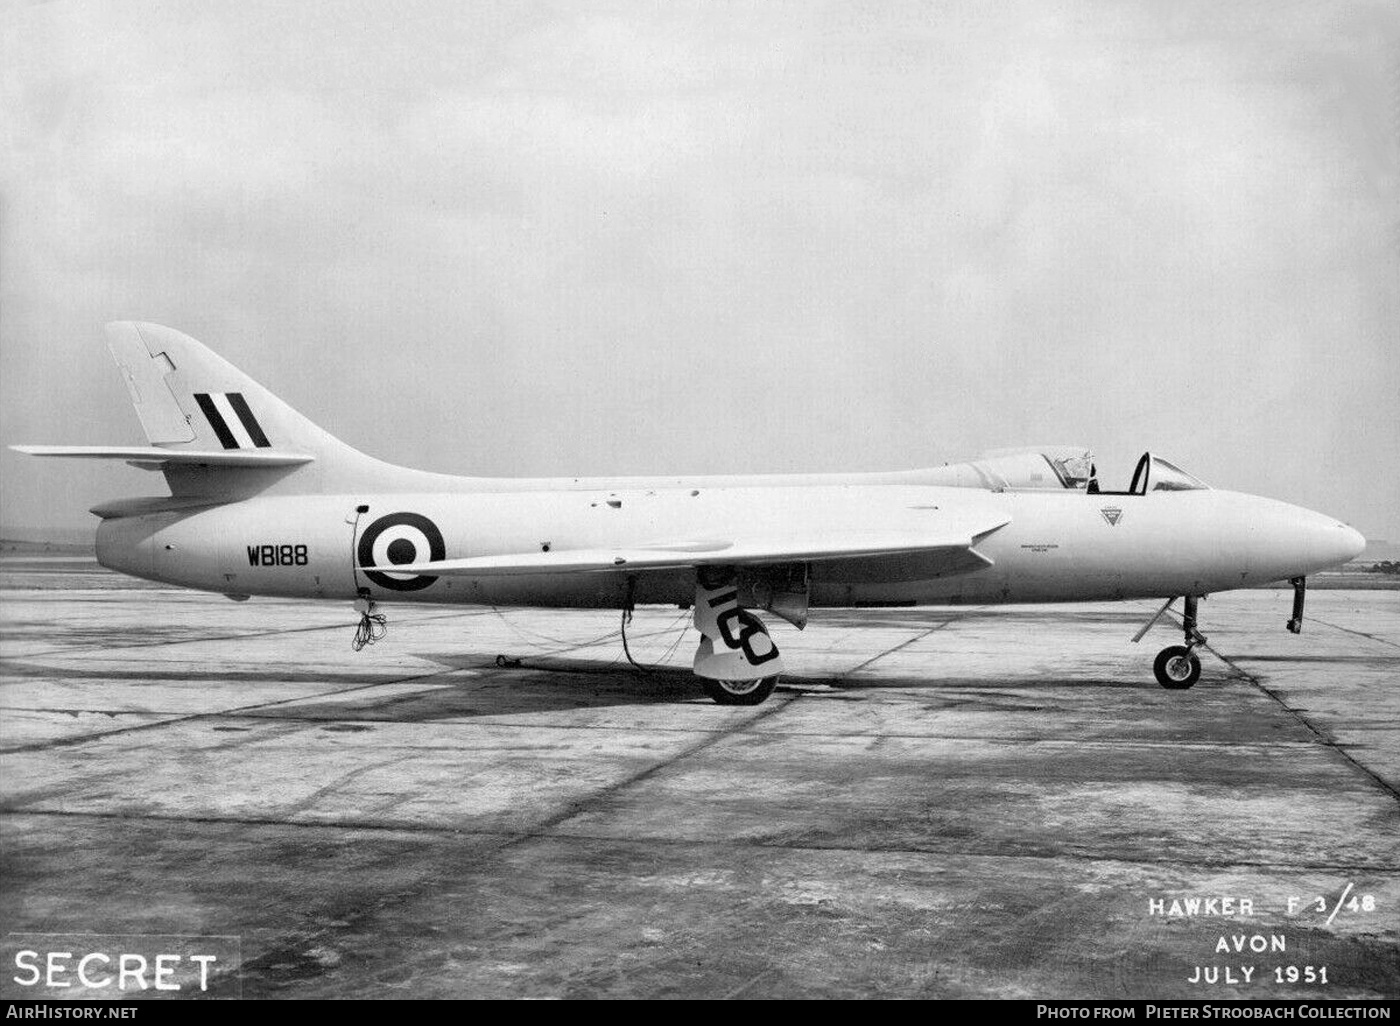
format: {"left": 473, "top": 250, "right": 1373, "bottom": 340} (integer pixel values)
{"left": 13, "top": 323, "right": 1365, "bottom": 704}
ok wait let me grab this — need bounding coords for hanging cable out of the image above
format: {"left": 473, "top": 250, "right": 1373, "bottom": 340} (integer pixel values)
{"left": 352, "top": 608, "right": 388, "bottom": 651}
{"left": 483, "top": 576, "right": 689, "bottom": 675}
{"left": 655, "top": 618, "right": 690, "bottom": 664}
{"left": 489, "top": 603, "right": 622, "bottom": 668}
{"left": 622, "top": 603, "right": 691, "bottom": 674}
{"left": 489, "top": 604, "right": 620, "bottom": 649}
{"left": 621, "top": 575, "right": 642, "bottom": 669}
{"left": 621, "top": 604, "right": 642, "bottom": 669}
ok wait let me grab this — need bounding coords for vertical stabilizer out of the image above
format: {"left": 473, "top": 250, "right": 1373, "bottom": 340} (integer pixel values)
{"left": 102, "top": 322, "right": 387, "bottom": 496}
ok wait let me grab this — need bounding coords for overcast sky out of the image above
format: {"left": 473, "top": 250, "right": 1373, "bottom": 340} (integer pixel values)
{"left": 2, "top": 0, "right": 1397, "bottom": 540}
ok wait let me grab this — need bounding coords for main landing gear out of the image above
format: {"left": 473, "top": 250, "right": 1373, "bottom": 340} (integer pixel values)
{"left": 701, "top": 675, "right": 781, "bottom": 706}
{"left": 1133, "top": 594, "right": 1207, "bottom": 690}
{"left": 691, "top": 570, "right": 787, "bottom": 705}
{"left": 617, "top": 569, "right": 788, "bottom": 705}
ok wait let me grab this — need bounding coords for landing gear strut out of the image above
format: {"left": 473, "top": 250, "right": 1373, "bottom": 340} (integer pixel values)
{"left": 1134, "top": 595, "right": 1206, "bottom": 689}
{"left": 1153, "top": 594, "right": 1205, "bottom": 689}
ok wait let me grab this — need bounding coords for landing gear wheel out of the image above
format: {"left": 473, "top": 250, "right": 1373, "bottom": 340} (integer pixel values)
{"left": 701, "top": 675, "right": 779, "bottom": 706}
{"left": 1154, "top": 646, "right": 1201, "bottom": 689}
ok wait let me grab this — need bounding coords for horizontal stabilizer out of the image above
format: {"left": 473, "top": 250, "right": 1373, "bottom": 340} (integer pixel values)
{"left": 88, "top": 495, "right": 232, "bottom": 519}
{"left": 366, "top": 525, "right": 1006, "bottom": 578}
{"left": 11, "top": 445, "right": 315, "bottom": 468}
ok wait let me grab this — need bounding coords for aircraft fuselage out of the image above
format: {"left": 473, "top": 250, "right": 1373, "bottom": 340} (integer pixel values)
{"left": 95, "top": 483, "right": 1362, "bottom": 609}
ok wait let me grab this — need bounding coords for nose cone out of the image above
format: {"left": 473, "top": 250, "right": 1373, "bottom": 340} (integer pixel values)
{"left": 1292, "top": 509, "right": 1365, "bottom": 573}
{"left": 1336, "top": 522, "right": 1367, "bottom": 564}
{"left": 1219, "top": 494, "right": 1367, "bottom": 583}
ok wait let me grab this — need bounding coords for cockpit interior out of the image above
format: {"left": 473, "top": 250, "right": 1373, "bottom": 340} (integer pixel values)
{"left": 1048, "top": 451, "right": 1209, "bottom": 495}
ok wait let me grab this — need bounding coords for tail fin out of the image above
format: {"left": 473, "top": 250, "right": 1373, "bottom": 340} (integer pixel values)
{"left": 14, "top": 323, "right": 405, "bottom": 500}
{"left": 103, "top": 321, "right": 404, "bottom": 497}
{"left": 106, "top": 322, "right": 352, "bottom": 460}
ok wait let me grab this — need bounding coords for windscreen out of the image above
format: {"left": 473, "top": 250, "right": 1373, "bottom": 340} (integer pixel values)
{"left": 1150, "top": 457, "right": 1209, "bottom": 491}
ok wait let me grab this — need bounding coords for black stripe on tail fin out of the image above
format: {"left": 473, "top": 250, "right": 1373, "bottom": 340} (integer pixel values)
{"left": 227, "top": 392, "right": 271, "bottom": 448}
{"left": 194, "top": 393, "right": 238, "bottom": 449}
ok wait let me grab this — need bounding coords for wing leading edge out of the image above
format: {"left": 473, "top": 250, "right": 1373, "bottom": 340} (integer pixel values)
{"left": 367, "top": 520, "right": 1011, "bottom": 579}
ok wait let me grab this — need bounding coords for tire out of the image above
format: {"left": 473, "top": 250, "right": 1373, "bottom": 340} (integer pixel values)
{"left": 1153, "top": 646, "right": 1201, "bottom": 689}
{"left": 701, "top": 675, "right": 780, "bottom": 706}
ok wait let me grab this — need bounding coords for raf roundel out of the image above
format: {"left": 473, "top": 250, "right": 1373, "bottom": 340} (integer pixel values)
{"left": 357, "top": 512, "right": 446, "bottom": 592}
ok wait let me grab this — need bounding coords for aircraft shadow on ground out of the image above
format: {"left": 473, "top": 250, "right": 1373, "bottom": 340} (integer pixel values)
{"left": 0, "top": 659, "right": 387, "bottom": 687}
{"left": 244, "top": 665, "right": 1172, "bottom": 723}
{"left": 1231, "top": 654, "right": 1396, "bottom": 665}
{"left": 236, "top": 653, "right": 709, "bottom": 720}
{"left": 0, "top": 653, "right": 1179, "bottom": 728}
{"left": 808, "top": 674, "right": 1165, "bottom": 693}
{"left": 251, "top": 650, "right": 1163, "bottom": 721}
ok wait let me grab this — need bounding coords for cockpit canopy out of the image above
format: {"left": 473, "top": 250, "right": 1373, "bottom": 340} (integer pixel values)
{"left": 945, "top": 448, "right": 1209, "bottom": 493}
{"left": 1129, "top": 453, "right": 1209, "bottom": 494}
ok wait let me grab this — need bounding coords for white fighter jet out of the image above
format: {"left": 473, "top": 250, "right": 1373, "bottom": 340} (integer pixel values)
{"left": 13, "top": 323, "right": 1365, "bottom": 704}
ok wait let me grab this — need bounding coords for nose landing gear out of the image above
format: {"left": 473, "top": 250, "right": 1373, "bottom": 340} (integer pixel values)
{"left": 1134, "top": 594, "right": 1207, "bottom": 689}
{"left": 1153, "top": 644, "right": 1201, "bottom": 689}
{"left": 1157, "top": 593, "right": 1206, "bottom": 689}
